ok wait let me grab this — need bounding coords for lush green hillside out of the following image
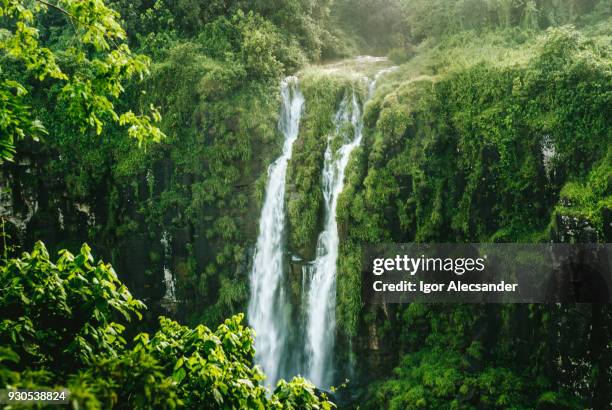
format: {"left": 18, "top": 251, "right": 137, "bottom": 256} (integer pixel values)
{"left": 333, "top": 11, "right": 611, "bottom": 409}
{"left": 1, "top": 0, "right": 610, "bottom": 408}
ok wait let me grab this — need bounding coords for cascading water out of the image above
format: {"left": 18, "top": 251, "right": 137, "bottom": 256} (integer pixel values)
{"left": 248, "top": 61, "right": 396, "bottom": 390}
{"left": 248, "top": 76, "right": 304, "bottom": 386}
{"left": 302, "top": 87, "right": 363, "bottom": 387}
{"left": 303, "top": 66, "right": 397, "bottom": 387}
{"left": 161, "top": 230, "right": 176, "bottom": 304}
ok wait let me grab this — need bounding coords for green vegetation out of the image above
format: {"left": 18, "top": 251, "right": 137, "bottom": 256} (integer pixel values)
{"left": 0, "top": 0, "right": 164, "bottom": 163}
{"left": 1, "top": 0, "right": 610, "bottom": 408}
{"left": 362, "top": 305, "right": 591, "bottom": 409}
{"left": 0, "top": 242, "right": 333, "bottom": 408}
{"left": 327, "top": 3, "right": 611, "bottom": 409}
{"left": 286, "top": 72, "right": 358, "bottom": 258}
{"left": 0, "top": 0, "right": 357, "bottom": 325}
{"left": 1, "top": 1, "right": 343, "bottom": 407}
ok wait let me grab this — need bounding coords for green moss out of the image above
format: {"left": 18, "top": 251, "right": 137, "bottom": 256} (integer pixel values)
{"left": 553, "top": 146, "right": 612, "bottom": 237}
{"left": 336, "top": 26, "right": 611, "bottom": 339}
{"left": 285, "top": 73, "right": 356, "bottom": 258}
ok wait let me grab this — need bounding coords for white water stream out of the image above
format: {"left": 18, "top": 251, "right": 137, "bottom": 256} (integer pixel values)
{"left": 249, "top": 62, "right": 396, "bottom": 388}
{"left": 248, "top": 77, "right": 304, "bottom": 386}
{"left": 302, "top": 89, "right": 362, "bottom": 387}
{"left": 305, "top": 68, "right": 393, "bottom": 387}
{"left": 303, "top": 66, "right": 397, "bottom": 386}
{"left": 161, "top": 230, "right": 176, "bottom": 303}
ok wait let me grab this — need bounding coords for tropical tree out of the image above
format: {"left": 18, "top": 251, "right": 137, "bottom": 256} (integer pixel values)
{"left": 0, "top": 241, "right": 335, "bottom": 409}
{"left": 0, "top": 0, "right": 165, "bottom": 162}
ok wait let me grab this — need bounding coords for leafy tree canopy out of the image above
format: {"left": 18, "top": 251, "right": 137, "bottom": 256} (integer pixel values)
{"left": 0, "top": 0, "right": 165, "bottom": 163}
{"left": 0, "top": 241, "right": 335, "bottom": 409}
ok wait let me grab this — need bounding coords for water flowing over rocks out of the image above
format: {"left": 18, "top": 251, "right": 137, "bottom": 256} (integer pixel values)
{"left": 248, "top": 76, "right": 304, "bottom": 386}
{"left": 248, "top": 59, "right": 397, "bottom": 388}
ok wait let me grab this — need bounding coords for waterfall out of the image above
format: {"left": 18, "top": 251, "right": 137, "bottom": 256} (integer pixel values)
{"left": 161, "top": 230, "right": 176, "bottom": 303}
{"left": 248, "top": 76, "right": 304, "bottom": 386}
{"left": 163, "top": 268, "right": 176, "bottom": 301}
{"left": 302, "top": 87, "right": 363, "bottom": 387}
{"left": 248, "top": 62, "right": 396, "bottom": 389}
{"left": 303, "top": 66, "right": 397, "bottom": 387}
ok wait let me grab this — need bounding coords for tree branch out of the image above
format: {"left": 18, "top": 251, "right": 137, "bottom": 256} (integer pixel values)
{"left": 35, "top": 0, "right": 74, "bottom": 19}
{"left": 35, "top": 0, "right": 79, "bottom": 37}
{"left": 34, "top": 0, "right": 120, "bottom": 49}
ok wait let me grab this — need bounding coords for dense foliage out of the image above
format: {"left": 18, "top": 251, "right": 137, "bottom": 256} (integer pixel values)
{"left": 0, "top": 242, "right": 334, "bottom": 409}
{"left": 331, "top": 21, "right": 611, "bottom": 410}
{"left": 0, "top": 0, "right": 165, "bottom": 162}
{"left": 0, "top": 0, "right": 354, "bottom": 326}
{"left": 0, "top": 1, "right": 343, "bottom": 407}
{"left": 332, "top": 0, "right": 609, "bottom": 59}
{"left": 285, "top": 72, "right": 362, "bottom": 258}
{"left": 1, "top": 0, "right": 610, "bottom": 409}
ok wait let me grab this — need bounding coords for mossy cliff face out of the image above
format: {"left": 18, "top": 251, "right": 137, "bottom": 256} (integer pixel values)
{"left": 330, "top": 27, "right": 611, "bottom": 402}
{"left": 285, "top": 72, "right": 359, "bottom": 260}
{"left": 138, "top": 44, "right": 284, "bottom": 324}
{"left": 1, "top": 42, "right": 284, "bottom": 326}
